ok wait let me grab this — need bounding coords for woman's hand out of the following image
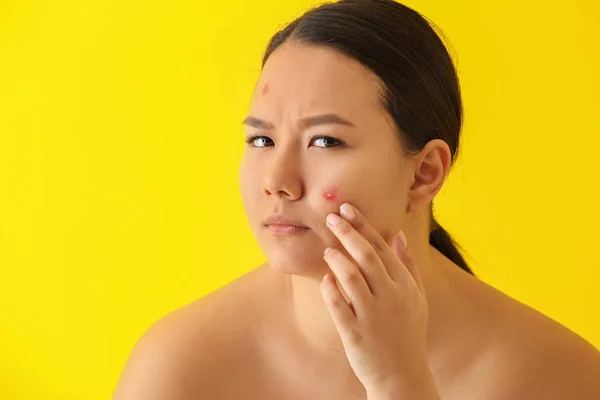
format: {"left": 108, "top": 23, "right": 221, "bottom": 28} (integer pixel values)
{"left": 321, "top": 202, "right": 440, "bottom": 399}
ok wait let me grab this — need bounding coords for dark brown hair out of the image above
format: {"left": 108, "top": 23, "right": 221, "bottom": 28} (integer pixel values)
{"left": 261, "top": 0, "right": 473, "bottom": 275}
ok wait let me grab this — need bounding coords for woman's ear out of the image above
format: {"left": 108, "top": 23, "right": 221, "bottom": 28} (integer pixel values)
{"left": 407, "top": 139, "right": 452, "bottom": 213}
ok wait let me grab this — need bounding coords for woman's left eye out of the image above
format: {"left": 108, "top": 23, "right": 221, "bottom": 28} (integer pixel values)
{"left": 312, "top": 136, "right": 343, "bottom": 148}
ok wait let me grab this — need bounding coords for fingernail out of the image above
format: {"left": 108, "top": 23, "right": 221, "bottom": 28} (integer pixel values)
{"left": 326, "top": 213, "right": 342, "bottom": 226}
{"left": 340, "top": 203, "right": 355, "bottom": 219}
{"left": 324, "top": 247, "right": 332, "bottom": 256}
{"left": 397, "top": 231, "right": 408, "bottom": 248}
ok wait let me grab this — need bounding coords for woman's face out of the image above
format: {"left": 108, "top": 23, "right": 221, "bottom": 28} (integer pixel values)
{"left": 239, "top": 43, "right": 413, "bottom": 277}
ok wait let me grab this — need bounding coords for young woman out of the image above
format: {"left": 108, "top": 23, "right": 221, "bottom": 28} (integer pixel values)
{"left": 113, "top": 1, "right": 600, "bottom": 398}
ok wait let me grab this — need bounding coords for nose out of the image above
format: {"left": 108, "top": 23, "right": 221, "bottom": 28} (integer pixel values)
{"left": 261, "top": 149, "right": 303, "bottom": 201}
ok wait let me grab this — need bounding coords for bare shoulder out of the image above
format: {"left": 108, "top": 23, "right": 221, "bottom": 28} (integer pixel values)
{"left": 496, "top": 302, "right": 600, "bottom": 399}
{"left": 457, "top": 271, "right": 600, "bottom": 399}
{"left": 112, "top": 265, "right": 272, "bottom": 399}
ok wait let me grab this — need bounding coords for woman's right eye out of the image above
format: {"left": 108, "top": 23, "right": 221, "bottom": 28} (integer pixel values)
{"left": 245, "top": 135, "right": 273, "bottom": 148}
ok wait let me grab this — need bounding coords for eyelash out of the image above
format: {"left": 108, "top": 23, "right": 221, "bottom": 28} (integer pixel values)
{"left": 245, "top": 135, "right": 344, "bottom": 148}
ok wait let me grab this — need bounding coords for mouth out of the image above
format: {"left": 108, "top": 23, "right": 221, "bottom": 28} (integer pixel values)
{"left": 265, "top": 224, "right": 310, "bottom": 236}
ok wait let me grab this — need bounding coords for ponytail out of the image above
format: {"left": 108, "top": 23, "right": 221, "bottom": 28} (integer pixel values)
{"left": 429, "top": 217, "right": 474, "bottom": 275}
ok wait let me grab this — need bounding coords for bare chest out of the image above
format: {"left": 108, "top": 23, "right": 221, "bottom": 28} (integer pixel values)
{"left": 195, "top": 316, "right": 499, "bottom": 400}
{"left": 196, "top": 345, "right": 499, "bottom": 400}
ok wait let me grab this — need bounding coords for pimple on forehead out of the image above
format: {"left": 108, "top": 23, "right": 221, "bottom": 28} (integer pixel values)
{"left": 262, "top": 83, "right": 270, "bottom": 96}
{"left": 321, "top": 186, "right": 338, "bottom": 202}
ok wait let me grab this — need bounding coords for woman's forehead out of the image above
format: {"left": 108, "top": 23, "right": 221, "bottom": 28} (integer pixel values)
{"left": 256, "top": 43, "right": 383, "bottom": 107}
{"left": 248, "top": 47, "right": 388, "bottom": 131}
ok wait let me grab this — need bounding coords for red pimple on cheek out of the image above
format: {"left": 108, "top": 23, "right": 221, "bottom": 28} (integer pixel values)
{"left": 321, "top": 187, "right": 338, "bottom": 202}
{"left": 262, "top": 83, "right": 269, "bottom": 95}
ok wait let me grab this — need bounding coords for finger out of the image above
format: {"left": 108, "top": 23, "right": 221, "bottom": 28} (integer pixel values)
{"left": 393, "top": 231, "right": 426, "bottom": 296}
{"left": 323, "top": 247, "right": 373, "bottom": 317}
{"left": 339, "top": 202, "right": 403, "bottom": 282}
{"left": 320, "top": 273, "right": 356, "bottom": 332}
{"left": 326, "top": 212, "right": 390, "bottom": 296}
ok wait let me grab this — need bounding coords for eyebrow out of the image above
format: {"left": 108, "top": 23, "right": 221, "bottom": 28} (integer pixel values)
{"left": 242, "top": 113, "right": 355, "bottom": 130}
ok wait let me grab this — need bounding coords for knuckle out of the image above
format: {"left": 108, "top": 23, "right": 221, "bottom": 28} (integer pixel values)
{"left": 329, "top": 298, "right": 344, "bottom": 309}
{"left": 327, "top": 248, "right": 339, "bottom": 258}
{"left": 397, "top": 275, "right": 414, "bottom": 290}
{"left": 371, "top": 239, "right": 385, "bottom": 254}
{"left": 357, "top": 248, "right": 378, "bottom": 265}
{"left": 343, "top": 270, "right": 362, "bottom": 285}
{"left": 352, "top": 218, "right": 364, "bottom": 231}
{"left": 336, "top": 220, "right": 353, "bottom": 236}
{"left": 345, "top": 328, "right": 364, "bottom": 345}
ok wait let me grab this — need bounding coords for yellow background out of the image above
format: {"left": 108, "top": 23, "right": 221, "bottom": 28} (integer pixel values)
{"left": 1, "top": 0, "right": 598, "bottom": 398}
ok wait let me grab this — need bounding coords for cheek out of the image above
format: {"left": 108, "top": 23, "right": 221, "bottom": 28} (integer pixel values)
{"left": 239, "top": 162, "right": 262, "bottom": 212}
{"left": 321, "top": 187, "right": 338, "bottom": 203}
{"left": 320, "top": 186, "right": 339, "bottom": 203}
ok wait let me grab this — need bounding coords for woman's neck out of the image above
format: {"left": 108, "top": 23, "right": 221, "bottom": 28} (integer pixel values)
{"left": 280, "top": 238, "right": 460, "bottom": 369}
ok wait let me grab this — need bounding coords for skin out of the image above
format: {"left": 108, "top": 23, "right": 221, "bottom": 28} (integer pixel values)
{"left": 321, "top": 186, "right": 338, "bottom": 202}
{"left": 320, "top": 205, "right": 438, "bottom": 398}
{"left": 112, "top": 41, "right": 600, "bottom": 400}
{"left": 243, "top": 37, "right": 449, "bottom": 342}
{"left": 239, "top": 41, "right": 445, "bottom": 396}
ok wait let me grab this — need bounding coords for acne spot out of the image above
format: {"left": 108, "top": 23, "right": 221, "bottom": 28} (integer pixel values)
{"left": 321, "top": 186, "right": 338, "bottom": 203}
{"left": 262, "top": 83, "right": 270, "bottom": 96}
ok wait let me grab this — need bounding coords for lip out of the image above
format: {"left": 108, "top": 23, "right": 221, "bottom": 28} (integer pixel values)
{"left": 263, "top": 214, "right": 309, "bottom": 228}
{"left": 267, "top": 224, "right": 310, "bottom": 236}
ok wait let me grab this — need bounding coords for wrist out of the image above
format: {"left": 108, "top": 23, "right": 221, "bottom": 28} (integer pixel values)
{"left": 365, "top": 364, "right": 440, "bottom": 400}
